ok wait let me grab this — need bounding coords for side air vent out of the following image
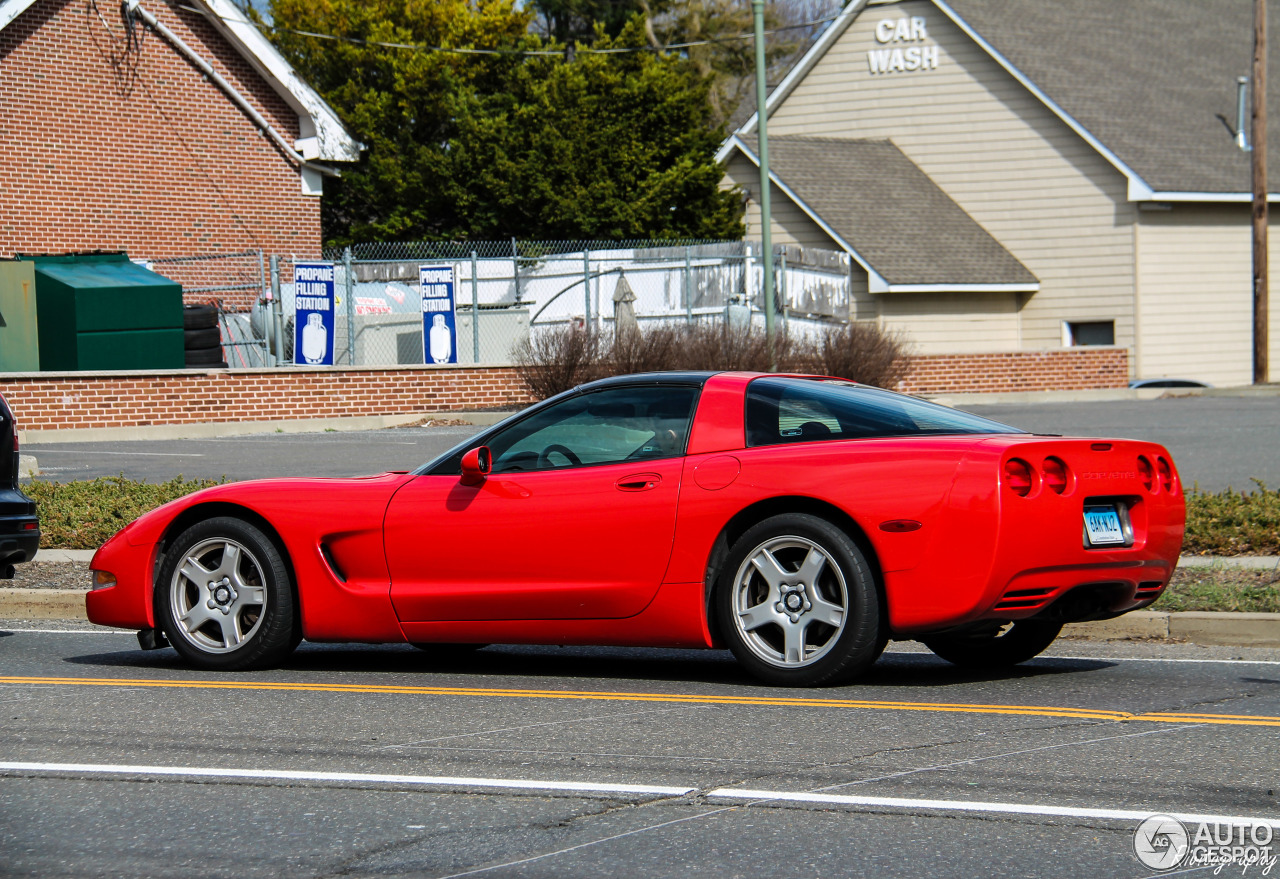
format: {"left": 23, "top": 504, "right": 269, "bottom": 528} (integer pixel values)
{"left": 320, "top": 543, "right": 347, "bottom": 583}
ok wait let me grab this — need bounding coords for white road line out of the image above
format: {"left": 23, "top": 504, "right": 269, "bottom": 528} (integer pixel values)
{"left": 882, "top": 651, "right": 1280, "bottom": 667}
{"left": 25, "top": 450, "right": 204, "bottom": 457}
{"left": 707, "top": 788, "right": 1280, "bottom": 827}
{"left": 0, "top": 761, "right": 694, "bottom": 797}
{"left": 1048, "top": 655, "right": 1280, "bottom": 666}
{"left": 0, "top": 629, "right": 127, "bottom": 635}
{"left": 8, "top": 760, "right": 1278, "bottom": 834}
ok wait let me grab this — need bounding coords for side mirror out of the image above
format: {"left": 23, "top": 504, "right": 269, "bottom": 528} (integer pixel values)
{"left": 460, "top": 446, "right": 492, "bottom": 486}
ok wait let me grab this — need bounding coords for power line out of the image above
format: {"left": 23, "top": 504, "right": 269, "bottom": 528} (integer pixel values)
{"left": 174, "top": 4, "right": 838, "bottom": 58}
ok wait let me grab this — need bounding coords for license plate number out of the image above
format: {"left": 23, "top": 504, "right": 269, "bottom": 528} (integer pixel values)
{"left": 1084, "top": 505, "right": 1126, "bottom": 546}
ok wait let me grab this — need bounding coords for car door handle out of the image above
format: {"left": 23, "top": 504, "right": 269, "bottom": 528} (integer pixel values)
{"left": 616, "top": 473, "right": 662, "bottom": 492}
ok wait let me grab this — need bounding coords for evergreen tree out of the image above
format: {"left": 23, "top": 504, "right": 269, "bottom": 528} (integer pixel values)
{"left": 267, "top": 0, "right": 742, "bottom": 243}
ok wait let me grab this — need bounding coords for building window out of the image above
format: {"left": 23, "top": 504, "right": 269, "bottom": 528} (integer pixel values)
{"left": 1063, "top": 320, "right": 1115, "bottom": 346}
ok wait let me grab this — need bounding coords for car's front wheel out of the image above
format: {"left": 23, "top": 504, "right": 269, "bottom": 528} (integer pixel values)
{"left": 716, "top": 513, "right": 883, "bottom": 687}
{"left": 921, "top": 620, "right": 1063, "bottom": 669}
{"left": 155, "top": 517, "right": 298, "bottom": 670}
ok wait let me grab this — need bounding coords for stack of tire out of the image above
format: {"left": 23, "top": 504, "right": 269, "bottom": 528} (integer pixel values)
{"left": 183, "top": 304, "right": 228, "bottom": 369}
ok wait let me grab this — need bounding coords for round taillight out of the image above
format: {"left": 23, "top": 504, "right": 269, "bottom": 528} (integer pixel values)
{"left": 1042, "top": 456, "right": 1068, "bottom": 494}
{"left": 1137, "top": 455, "right": 1156, "bottom": 493}
{"left": 1004, "top": 458, "right": 1034, "bottom": 497}
{"left": 1156, "top": 456, "right": 1175, "bottom": 494}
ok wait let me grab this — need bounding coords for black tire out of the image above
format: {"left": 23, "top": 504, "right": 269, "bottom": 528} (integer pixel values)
{"left": 183, "top": 304, "right": 219, "bottom": 330}
{"left": 154, "top": 517, "right": 299, "bottom": 671}
{"left": 185, "top": 345, "right": 226, "bottom": 366}
{"left": 921, "top": 620, "right": 1063, "bottom": 669}
{"left": 184, "top": 326, "right": 221, "bottom": 348}
{"left": 715, "top": 513, "right": 883, "bottom": 687}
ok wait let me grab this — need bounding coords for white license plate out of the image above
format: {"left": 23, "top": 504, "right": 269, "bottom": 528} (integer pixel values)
{"left": 1084, "top": 505, "right": 1126, "bottom": 546}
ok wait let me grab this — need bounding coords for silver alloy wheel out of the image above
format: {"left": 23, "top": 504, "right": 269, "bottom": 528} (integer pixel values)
{"left": 168, "top": 537, "right": 268, "bottom": 653}
{"left": 730, "top": 535, "right": 849, "bottom": 668}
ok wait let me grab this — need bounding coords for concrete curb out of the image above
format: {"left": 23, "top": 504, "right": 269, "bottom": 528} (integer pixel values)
{"left": 34, "top": 550, "right": 97, "bottom": 563}
{"left": 1178, "top": 555, "right": 1280, "bottom": 570}
{"left": 24, "top": 550, "right": 1280, "bottom": 567}
{"left": 0, "top": 589, "right": 86, "bottom": 621}
{"left": 935, "top": 384, "right": 1280, "bottom": 407}
{"left": 1064, "top": 611, "right": 1280, "bottom": 647}
{"left": 3, "top": 589, "right": 1278, "bottom": 646}
{"left": 19, "top": 411, "right": 512, "bottom": 446}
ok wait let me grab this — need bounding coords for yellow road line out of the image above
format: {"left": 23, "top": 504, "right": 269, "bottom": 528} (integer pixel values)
{"left": 1, "top": 676, "right": 1276, "bottom": 727}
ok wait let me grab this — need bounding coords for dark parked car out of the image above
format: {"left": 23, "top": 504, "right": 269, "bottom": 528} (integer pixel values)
{"left": 0, "top": 393, "right": 39, "bottom": 578}
{"left": 1128, "top": 378, "right": 1211, "bottom": 389}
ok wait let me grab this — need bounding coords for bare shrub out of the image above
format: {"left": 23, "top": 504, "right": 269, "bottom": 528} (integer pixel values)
{"left": 512, "top": 324, "right": 606, "bottom": 399}
{"left": 514, "top": 318, "right": 910, "bottom": 400}
{"left": 803, "top": 321, "right": 910, "bottom": 388}
{"left": 607, "top": 323, "right": 684, "bottom": 375}
{"left": 662, "top": 321, "right": 794, "bottom": 372}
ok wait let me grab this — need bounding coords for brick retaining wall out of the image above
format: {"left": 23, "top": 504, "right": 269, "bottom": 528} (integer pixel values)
{"left": 0, "top": 366, "right": 533, "bottom": 431}
{"left": 0, "top": 348, "right": 1128, "bottom": 432}
{"left": 895, "top": 347, "right": 1128, "bottom": 396}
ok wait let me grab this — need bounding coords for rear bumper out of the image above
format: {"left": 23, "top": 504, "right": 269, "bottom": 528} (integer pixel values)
{"left": 984, "top": 558, "right": 1175, "bottom": 622}
{"left": 0, "top": 517, "right": 40, "bottom": 567}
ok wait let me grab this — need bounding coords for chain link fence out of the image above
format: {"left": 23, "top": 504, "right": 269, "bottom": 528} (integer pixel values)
{"left": 145, "top": 241, "right": 855, "bottom": 368}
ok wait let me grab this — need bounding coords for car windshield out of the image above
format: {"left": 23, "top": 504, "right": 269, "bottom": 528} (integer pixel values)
{"left": 745, "top": 377, "right": 1025, "bottom": 446}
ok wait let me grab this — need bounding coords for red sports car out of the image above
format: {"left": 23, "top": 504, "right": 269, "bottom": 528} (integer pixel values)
{"left": 87, "top": 372, "right": 1185, "bottom": 686}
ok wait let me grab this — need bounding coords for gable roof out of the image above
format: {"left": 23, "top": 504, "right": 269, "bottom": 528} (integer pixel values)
{"left": 733, "top": 0, "right": 1278, "bottom": 201}
{"left": 0, "top": 0, "right": 359, "bottom": 163}
{"left": 730, "top": 135, "right": 1039, "bottom": 292}
{"left": 937, "top": 0, "right": 1273, "bottom": 199}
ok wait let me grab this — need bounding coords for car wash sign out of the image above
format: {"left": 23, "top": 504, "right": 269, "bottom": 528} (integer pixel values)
{"left": 867, "top": 15, "right": 939, "bottom": 75}
{"left": 420, "top": 265, "right": 457, "bottom": 364}
{"left": 294, "top": 262, "right": 335, "bottom": 365}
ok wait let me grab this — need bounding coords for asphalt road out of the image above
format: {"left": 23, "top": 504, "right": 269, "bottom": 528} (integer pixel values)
{"left": 963, "top": 395, "right": 1280, "bottom": 493}
{"left": 21, "top": 395, "right": 1280, "bottom": 492}
{"left": 3, "top": 626, "right": 1280, "bottom": 878}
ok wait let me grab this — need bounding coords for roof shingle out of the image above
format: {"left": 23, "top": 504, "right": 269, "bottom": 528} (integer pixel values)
{"left": 738, "top": 135, "right": 1038, "bottom": 288}
{"left": 943, "top": 0, "right": 1276, "bottom": 194}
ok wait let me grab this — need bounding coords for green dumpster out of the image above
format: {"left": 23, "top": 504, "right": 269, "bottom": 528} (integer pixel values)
{"left": 18, "top": 252, "right": 184, "bottom": 371}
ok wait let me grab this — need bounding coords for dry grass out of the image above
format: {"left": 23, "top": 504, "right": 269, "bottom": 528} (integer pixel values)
{"left": 1155, "top": 566, "right": 1280, "bottom": 613}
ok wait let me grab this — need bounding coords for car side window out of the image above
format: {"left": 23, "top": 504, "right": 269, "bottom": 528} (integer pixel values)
{"left": 487, "top": 386, "right": 699, "bottom": 473}
{"left": 745, "top": 376, "right": 1023, "bottom": 446}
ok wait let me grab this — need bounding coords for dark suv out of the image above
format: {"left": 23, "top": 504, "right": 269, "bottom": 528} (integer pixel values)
{"left": 0, "top": 394, "right": 39, "bottom": 578}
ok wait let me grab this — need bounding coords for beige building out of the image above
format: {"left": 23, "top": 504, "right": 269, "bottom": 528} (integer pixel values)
{"left": 719, "top": 0, "right": 1280, "bottom": 385}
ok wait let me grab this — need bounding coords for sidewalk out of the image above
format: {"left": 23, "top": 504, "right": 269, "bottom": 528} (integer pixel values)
{"left": 4, "top": 553, "right": 1278, "bottom": 646}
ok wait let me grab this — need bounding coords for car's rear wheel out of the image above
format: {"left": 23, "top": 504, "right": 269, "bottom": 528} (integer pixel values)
{"left": 155, "top": 517, "right": 298, "bottom": 670}
{"left": 716, "top": 513, "right": 883, "bottom": 687}
{"left": 921, "top": 620, "right": 1063, "bottom": 669}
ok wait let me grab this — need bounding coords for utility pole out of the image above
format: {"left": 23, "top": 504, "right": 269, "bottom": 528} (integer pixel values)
{"left": 752, "top": 0, "right": 777, "bottom": 371}
{"left": 1253, "top": 0, "right": 1270, "bottom": 384}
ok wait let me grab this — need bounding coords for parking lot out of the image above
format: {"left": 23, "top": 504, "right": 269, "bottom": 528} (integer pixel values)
{"left": 21, "top": 393, "right": 1280, "bottom": 492}
{"left": 3, "top": 627, "right": 1280, "bottom": 878}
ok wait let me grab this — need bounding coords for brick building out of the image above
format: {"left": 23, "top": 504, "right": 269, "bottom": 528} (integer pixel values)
{"left": 0, "top": 0, "right": 359, "bottom": 260}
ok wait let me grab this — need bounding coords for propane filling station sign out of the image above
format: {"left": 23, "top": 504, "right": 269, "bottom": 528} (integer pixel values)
{"left": 420, "top": 265, "right": 457, "bottom": 364}
{"left": 294, "top": 262, "right": 335, "bottom": 366}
